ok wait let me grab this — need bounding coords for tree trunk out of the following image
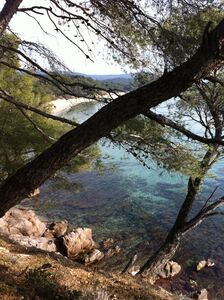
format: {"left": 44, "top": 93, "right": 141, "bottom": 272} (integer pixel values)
{"left": 0, "top": 21, "right": 224, "bottom": 216}
{"left": 138, "top": 147, "right": 219, "bottom": 277}
{"left": 138, "top": 233, "right": 181, "bottom": 277}
{"left": 0, "top": 0, "right": 23, "bottom": 35}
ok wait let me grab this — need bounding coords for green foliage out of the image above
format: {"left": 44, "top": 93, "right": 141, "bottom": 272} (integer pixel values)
{"left": 0, "top": 35, "right": 101, "bottom": 181}
{"left": 156, "top": 7, "right": 224, "bottom": 67}
{"left": 133, "top": 71, "right": 155, "bottom": 88}
{"left": 0, "top": 69, "right": 67, "bottom": 179}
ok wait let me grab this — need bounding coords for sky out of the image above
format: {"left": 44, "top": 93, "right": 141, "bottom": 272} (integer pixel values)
{"left": 9, "top": 2, "right": 127, "bottom": 75}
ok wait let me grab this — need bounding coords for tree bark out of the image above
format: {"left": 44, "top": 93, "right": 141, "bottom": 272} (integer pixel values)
{"left": 0, "top": 0, "right": 23, "bottom": 35}
{"left": 0, "top": 21, "right": 224, "bottom": 216}
{"left": 138, "top": 233, "right": 181, "bottom": 277}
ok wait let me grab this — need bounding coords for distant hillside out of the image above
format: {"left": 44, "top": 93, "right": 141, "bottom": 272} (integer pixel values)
{"left": 71, "top": 72, "right": 134, "bottom": 91}
{"left": 74, "top": 72, "right": 133, "bottom": 81}
{"left": 101, "top": 77, "right": 134, "bottom": 91}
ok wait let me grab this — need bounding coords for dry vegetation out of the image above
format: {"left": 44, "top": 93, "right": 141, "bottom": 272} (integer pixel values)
{"left": 0, "top": 236, "right": 188, "bottom": 300}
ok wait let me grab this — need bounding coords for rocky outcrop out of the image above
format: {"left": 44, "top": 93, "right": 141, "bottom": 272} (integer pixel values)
{"left": 0, "top": 208, "right": 116, "bottom": 266}
{"left": 61, "top": 228, "right": 95, "bottom": 260}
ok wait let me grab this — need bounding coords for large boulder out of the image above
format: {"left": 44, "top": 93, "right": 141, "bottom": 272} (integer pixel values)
{"left": 0, "top": 208, "right": 46, "bottom": 238}
{"left": 61, "top": 228, "right": 95, "bottom": 260}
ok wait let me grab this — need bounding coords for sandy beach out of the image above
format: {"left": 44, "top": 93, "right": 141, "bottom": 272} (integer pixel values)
{"left": 51, "top": 97, "right": 96, "bottom": 115}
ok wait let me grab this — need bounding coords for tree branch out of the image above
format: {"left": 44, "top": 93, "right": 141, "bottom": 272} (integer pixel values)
{"left": 16, "top": 105, "right": 56, "bottom": 143}
{"left": 183, "top": 197, "right": 224, "bottom": 233}
{"left": 144, "top": 110, "right": 224, "bottom": 146}
{"left": 0, "top": 89, "right": 78, "bottom": 127}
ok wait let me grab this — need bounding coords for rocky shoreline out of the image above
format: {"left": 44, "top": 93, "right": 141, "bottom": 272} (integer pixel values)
{"left": 0, "top": 207, "right": 122, "bottom": 267}
{"left": 0, "top": 207, "right": 214, "bottom": 299}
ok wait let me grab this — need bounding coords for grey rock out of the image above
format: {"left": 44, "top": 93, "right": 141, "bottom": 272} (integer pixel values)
{"left": 128, "top": 265, "right": 140, "bottom": 276}
{"left": 29, "top": 188, "right": 40, "bottom": 198}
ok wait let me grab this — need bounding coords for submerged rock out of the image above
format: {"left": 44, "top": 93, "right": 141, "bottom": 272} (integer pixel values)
{"left": 84, "top": 249, "right": 104, "bottom": 265}
{"left": 159, "top": 261, "right": 181, "bottom": 279}
{"left": 61, "top": 228, "right": 95, "bottom": 260}
{"left": 103, "top": 238, "right": 115, "bottom": 250}
{"left": 29, "top": 187, "right": 40, "bottom": 198}
{"left": 196, "top": 259, "right": 215, "bottom": 271}
{"left": 193, "top": 289, "right": 208, "bottom": 300}
{"left": 0, "top": 207, "right": 46, "bottom": 238}
{"left": 103, "top": 238, "right": 121, "bottom": 257}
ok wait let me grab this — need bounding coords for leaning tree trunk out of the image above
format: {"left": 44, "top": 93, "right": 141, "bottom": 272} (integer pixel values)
{"left": 138, "top": 146, "right": 220, "bottom": 277}
{"left": 0, "top": 21, "right": 224, "bottom": 216}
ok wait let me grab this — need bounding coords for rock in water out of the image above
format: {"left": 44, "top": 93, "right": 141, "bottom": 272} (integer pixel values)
{"left": 103, "top": 238, "right": 121, "bottom": 257}
{"left": 159, "top": 261, "right": 181, "bottom": 279}
{"left": 196, "top": 259, "right": 215, "bottom": 271}
{"left": 193, "top": 289, "right": 208, "bottom": 300}
{"left": 29, "top": 188, "right": 40, "bottom": 198}
{"left": 0, "top": 208, "right": 46, "bottom": 238}
{"left": 128, "top": 265, "right": 140, "bottom": 276}
{"left": 61, "top": 228, "right": 95, "bottom": 260}
{"left": 84, "top": 249, "right": 104, "bottom": 265}
{"left": 103, "top": 238, "right": 115, "bottom": 250}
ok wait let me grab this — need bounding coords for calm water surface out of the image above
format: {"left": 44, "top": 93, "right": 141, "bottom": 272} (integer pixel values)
{"left": 22, "top": 103, "right": 224, "bottom": 299}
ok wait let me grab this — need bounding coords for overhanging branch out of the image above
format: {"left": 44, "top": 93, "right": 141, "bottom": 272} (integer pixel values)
{"left": 144, "top": 110, "right": 224, "bottom": 146}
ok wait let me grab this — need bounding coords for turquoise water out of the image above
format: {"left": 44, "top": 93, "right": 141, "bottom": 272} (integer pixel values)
{"left": 22, "top": 103, "right": 224, "bottom": 298}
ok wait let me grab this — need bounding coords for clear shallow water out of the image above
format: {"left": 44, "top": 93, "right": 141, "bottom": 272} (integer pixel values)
{"left": 22, "top": 103, "right": 224, "bottom": 298}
